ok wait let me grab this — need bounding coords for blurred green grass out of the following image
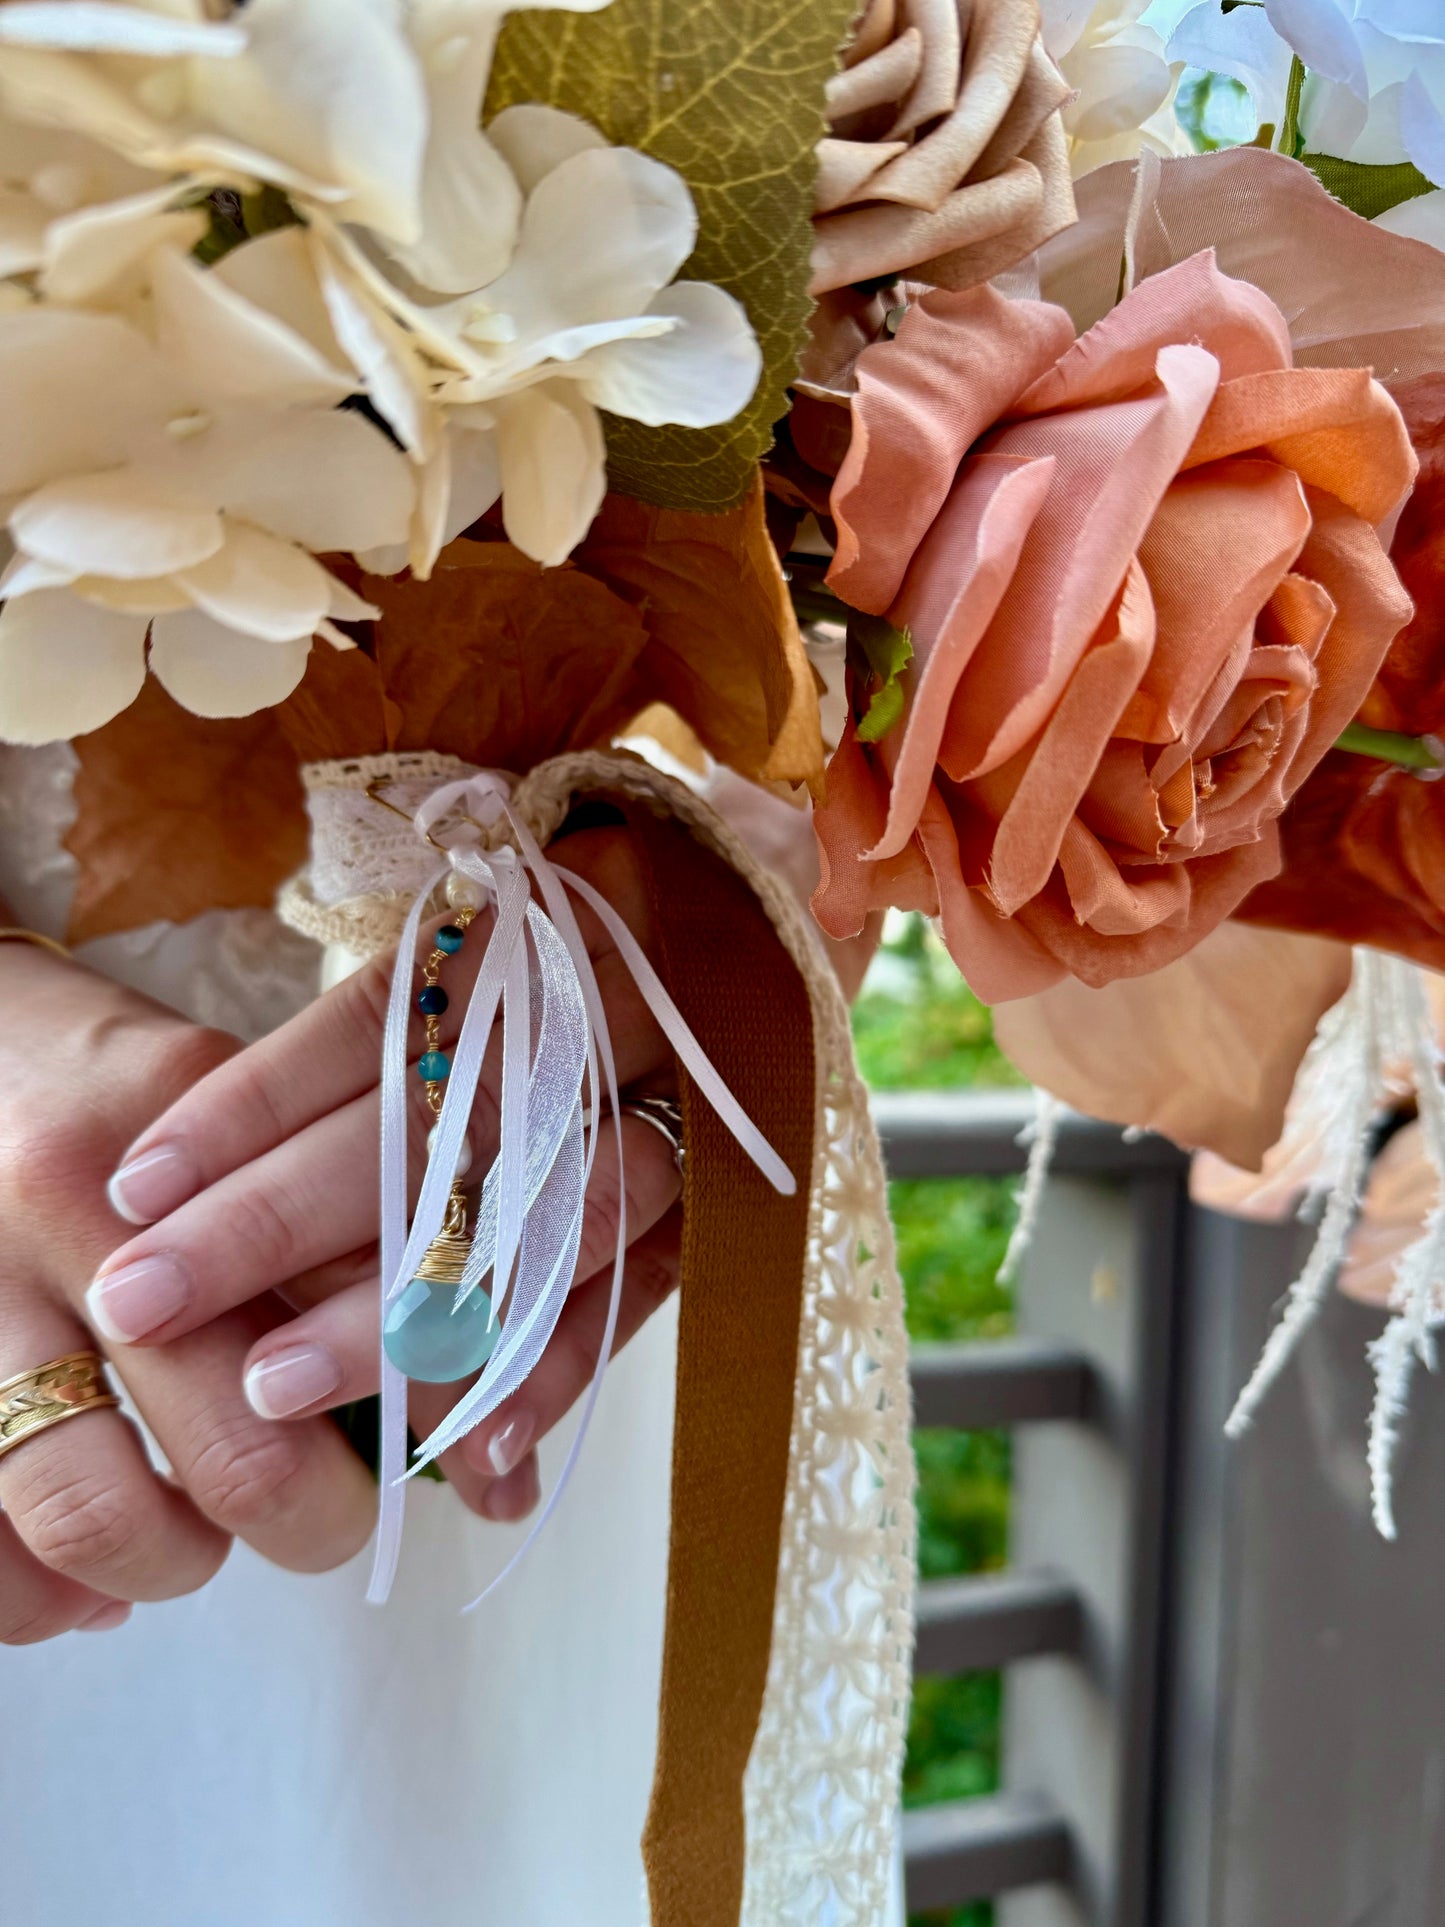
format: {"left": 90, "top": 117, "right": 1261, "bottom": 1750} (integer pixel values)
{"left": 853, "top": 914, "right": 1020, "bottom": 1927}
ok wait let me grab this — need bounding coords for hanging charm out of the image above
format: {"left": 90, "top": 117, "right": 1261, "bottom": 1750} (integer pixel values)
{"left": 384, "top": 1177, "right": 499, "bottom": 1384}
{"left": 297, "top": 759, "right": 799, "bottom": 1610}
{"left": 379, "top": 875, "right": 500, "bottom": 1385}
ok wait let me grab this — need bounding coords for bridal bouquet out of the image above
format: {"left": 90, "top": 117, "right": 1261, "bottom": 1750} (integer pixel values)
{"left": 7, "top": 0, "right": 1445, "bottom": 1921}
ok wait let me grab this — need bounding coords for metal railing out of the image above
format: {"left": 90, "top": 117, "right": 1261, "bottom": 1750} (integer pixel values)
{"left": 882, "top": 1089, "right": 1445, "bottom": 1927}
{"left": 877, "top": 1090, "right": 1190, "bottom": 1925}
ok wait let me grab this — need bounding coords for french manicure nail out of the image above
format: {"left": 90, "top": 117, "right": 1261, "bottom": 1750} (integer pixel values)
{"left": 244, "top": 1345, "right": 343, "bottom": 1420}
{"left": 107, "top": 1143, "right": 197, "bottom": 1227}
{"left": 484, "top": 1411, "right": 535, "bottom": 1479}
{"left": 78, "top": 1601, "right": 132, "bottom": 1634}
{"left": 86, "top": 1255, "right": 190, "bottom": 1342}
{"left": 481, "top": 1457, "right": 540, "bottom": 1524}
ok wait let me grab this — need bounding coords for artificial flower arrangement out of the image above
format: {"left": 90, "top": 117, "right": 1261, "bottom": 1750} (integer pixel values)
{"left": 6, "top": 0, "right": 1445, "bottom": 1920}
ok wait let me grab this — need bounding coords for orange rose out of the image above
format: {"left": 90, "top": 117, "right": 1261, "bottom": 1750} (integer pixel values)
{"left": 812, "top": 250, "right": 1417, "bottom": 1000}
{"left": 1239, "top": 372, "right": 1445, "bottom": 970}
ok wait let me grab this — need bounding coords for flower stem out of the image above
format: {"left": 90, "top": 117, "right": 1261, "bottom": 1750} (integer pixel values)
{"left": 1336, "top": 722, "right": 1445, "bottom": 773}
{"left": 1278, "top": 56, "right": 1306, "bottom": 159}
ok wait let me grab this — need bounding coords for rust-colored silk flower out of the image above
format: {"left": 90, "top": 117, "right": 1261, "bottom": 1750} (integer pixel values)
{"left": 812, "top": 250, "right": 1417, "bottom": 1001}
{"left": 1239, "top": 374, "right": 1445, "bottom": 969}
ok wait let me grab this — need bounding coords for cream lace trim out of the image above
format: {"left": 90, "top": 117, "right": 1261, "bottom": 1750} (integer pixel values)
{"left": 277, "top": 749, "right": 915, "bottom": 1925}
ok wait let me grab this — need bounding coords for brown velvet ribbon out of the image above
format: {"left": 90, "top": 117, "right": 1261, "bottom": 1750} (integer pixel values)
{"left": 620, "top": 805, "right": 816, "bottom": 1927}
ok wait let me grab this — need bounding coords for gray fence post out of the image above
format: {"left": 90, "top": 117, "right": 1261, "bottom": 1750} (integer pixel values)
{"left": 996, "top": 1166, "right": 1184, "bottom": 1927}
{"left": 1159, "top": 1205, "right": 1445, "bottom": 1927}
{"left": 885, "top": 1093, "right": 1445, "bottom": 1924}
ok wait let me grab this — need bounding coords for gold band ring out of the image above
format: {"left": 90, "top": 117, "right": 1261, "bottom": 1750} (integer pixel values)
{"left": 0, "top": 1351, "right": 119, "bottom": 1463}
{"left": 0, "top": 926, "right": 72, "bottom": 963}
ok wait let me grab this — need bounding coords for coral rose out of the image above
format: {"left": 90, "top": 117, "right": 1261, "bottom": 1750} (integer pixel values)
{"left": 812, "top": 249, "right": 1417, "bottom": 1001}
{"left": 1238, "top": 374, "right": 1445, "bottom": 971}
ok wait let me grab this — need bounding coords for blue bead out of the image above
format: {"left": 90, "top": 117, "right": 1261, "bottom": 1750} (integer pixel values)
{"left": 417, "top": 984, "right": 448, "bottom": 1016}
{"left": 418, "top": 1049, "right": 450, "bottom": 1081}
{"left": 383, "top": 1278, "right": 499, "bottom": 1382}
{"left": 436, "top": 924, "right": 465, "bottom": 954}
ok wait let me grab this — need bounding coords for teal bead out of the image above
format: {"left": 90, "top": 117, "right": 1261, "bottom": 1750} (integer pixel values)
{"left": 436, "top": 924, "right": 466, "bottom": 954}
{"left": 383, "top": 1277, "right": 499, "bottom": 1382}
{"left": 418, "top": 1050, "right": 450, "bottom": 1081}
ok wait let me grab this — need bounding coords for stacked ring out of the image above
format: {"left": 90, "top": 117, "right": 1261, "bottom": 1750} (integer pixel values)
{"left": 0, "top": 1351, "right": 119, "bottom": 1463}
{"left": 620, "top": 1096, "right": 686, "bottom": 1176}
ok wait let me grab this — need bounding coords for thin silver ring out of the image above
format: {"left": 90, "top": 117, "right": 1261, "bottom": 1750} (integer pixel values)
{"left": 619, "top": 1096, "right": 685, "bottom": 1175}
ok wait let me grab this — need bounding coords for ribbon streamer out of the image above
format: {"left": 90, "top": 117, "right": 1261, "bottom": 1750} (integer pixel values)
{"left": 367, "top": 772, "right": 796, "bottom": 1608}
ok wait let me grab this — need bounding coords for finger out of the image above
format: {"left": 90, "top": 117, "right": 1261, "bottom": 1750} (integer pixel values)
{"left": 0, "top": 1514, "right": 132, "bottom": 1645}
{"left": 92, "top": 1089, "right": 680, "bottom": 1348}
{"left": 237, "top": 1119, "right": 681, "bottom": 1414}
{"left": 477, "top": 1452, "right": 541, "bottom": 1524}
{"left": 110, "top": 1301, "right": 378, "bottom": 1574}
{"left": 237, "top": 1132, "right": 681, "bottom": 1518}
{"left": 0, "top": 1302, "right": 230, "bottom": 1603}
{"left": 237, "top": 1119, "right": 681, "bottom": 1416}
{"left": 460, "top": 1205, "right": 683, "bottom": 1489}
{"left": 106, "top": 829, "right": 662, "bottom": 1226}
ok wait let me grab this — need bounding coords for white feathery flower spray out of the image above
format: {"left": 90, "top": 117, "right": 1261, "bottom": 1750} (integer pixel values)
{"left": 1226, "top": 948, "right": 1445, "bottom": 1539}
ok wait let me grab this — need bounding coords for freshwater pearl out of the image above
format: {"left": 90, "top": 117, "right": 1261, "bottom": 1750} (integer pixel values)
{"left": 446, "top": 872, "right": 485, "bottom": 912}
{"left": 383, "top": 1279, "right": 498, "bottom": 1382}
{"left": 426, "top": 1123, "right": 472, "bottom": 1180}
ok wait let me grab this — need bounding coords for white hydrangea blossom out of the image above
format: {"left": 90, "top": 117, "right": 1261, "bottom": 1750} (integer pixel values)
{"left": 1039, "top": 0, "right": 1191, "bottom": 175}
{"left": 1150, "top": 0, "right": 1445, "bottom": 184}
{"left": 0, "top": 0, "right": 764, "bottom": 740}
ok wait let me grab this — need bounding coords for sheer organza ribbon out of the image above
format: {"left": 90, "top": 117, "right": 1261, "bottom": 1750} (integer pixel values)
{"left": 367, "top": 771, "right": 796, "bottom": 1608}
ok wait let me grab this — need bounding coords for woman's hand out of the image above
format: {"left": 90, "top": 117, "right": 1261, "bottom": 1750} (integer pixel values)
{"left": 0, "top": 941, "right": 379, "bottom": 1646}
{"left": 93, "top": 826, "right": 687, "bottom": 1525}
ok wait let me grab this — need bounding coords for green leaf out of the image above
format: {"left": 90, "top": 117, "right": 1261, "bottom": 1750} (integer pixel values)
{"left": 849, "top": 611, "right": 913, "bottom": 744}
{"left": 486, "top": 0, "right": 858, "bottom": 513}
{"left": 332, "top": 1398, "right": 446, "bottom": 1482}
{"left": 1303, "top": 153, "right": 1437, "bottom": 220}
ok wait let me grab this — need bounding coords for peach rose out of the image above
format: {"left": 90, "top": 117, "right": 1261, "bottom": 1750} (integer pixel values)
{"left": 1238, "top": 373, "right": 1445, "bottom": 972}
{"left": 812, "top": 250, "right": 1417, "bottom": 1001}
{"left": 812, "top": 0, "right": 1075, "bottom": 299}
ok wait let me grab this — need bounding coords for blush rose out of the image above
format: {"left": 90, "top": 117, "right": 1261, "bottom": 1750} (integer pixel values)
{"left": 812, "top": 249, "right": 1417, "bottom": 1000}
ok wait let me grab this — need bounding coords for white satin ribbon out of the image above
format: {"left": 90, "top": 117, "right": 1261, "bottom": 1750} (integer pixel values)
{"left": 367, "top": 771, "right": 796, "bottom": 1608}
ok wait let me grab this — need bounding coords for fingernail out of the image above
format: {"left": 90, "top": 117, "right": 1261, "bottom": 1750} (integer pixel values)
{"left": 86, "top": 1255, "right": 190, "bottom": 1342}
{"left": 244, "top": 1345, "right": 343, "bottom": 1419}
{"left": 470, "top": 1410, "right": 534, "bottom": 1479}
{"left": 107, "top": 1143, "right": 197, "bottom": 1227}
{"left": 481, "top": 1457, "right": 540, "bottom": 1523}
{"left": 78, "top": 1600, "right": 132, "bottom": 1634}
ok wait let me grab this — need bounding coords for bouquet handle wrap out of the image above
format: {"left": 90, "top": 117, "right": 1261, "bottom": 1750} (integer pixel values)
{"left": 280, "top": 749, "right": 916, "bottom": 1927}
{"left": 621, "top": 802, "right": 814, "bottom": 1927}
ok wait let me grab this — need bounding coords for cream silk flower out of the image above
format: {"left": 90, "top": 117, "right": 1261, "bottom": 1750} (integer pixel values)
{"left": 0, "top": 0, "right": 610, "bottom": 276}
{"left": 1039, "top": 0, "right": 1188, "bottom": 174}
{"left": 0, "top": 5, "right": 755, "bottom": 574}
{"left": 327, "top": 104, "right": 763, "bottom": 572}
{"left": 0, "top": 233, "right": 414, "bottom": 742}
{"left": 0, "top": 112, "right": 208, "bottom": 303}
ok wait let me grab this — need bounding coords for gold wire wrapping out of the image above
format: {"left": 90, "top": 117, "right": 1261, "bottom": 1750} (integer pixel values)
{"left": 413, "top": 1183, "right": 474, "bottom": 1286}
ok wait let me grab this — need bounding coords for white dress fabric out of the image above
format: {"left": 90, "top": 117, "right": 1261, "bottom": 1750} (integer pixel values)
{"left": 0, "top": 744, "right": 678, "bottom": 1927}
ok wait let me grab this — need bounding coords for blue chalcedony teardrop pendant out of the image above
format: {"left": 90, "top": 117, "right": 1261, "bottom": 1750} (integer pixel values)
{"left": 383, "top": 1184, "right": 499, "bottom": 1383}
{"left": 383, "top": 1277, "right": 499, "bottom": 1382}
